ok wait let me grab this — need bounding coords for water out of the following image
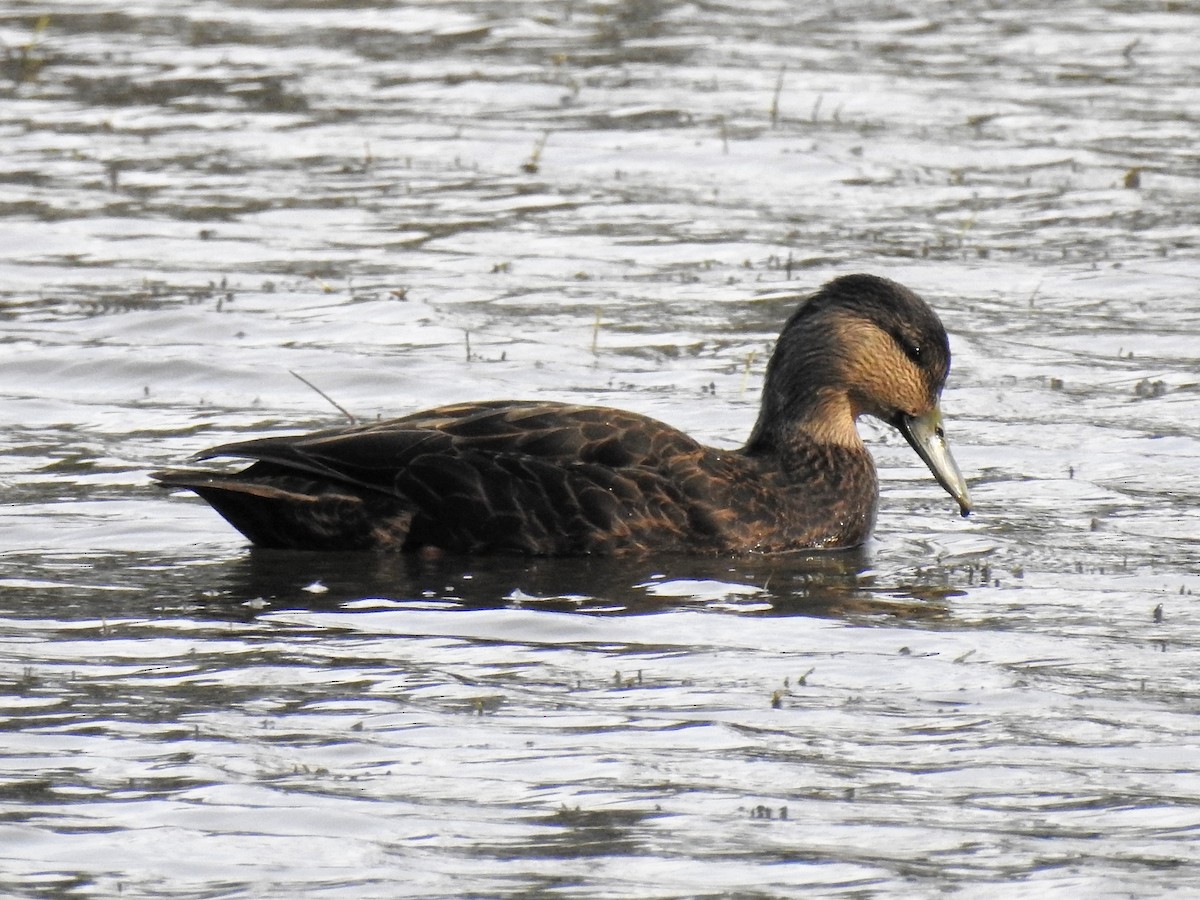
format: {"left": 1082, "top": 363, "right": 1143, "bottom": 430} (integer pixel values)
{"left": 2, "top": 0, "right": 1199, "bottom": 895}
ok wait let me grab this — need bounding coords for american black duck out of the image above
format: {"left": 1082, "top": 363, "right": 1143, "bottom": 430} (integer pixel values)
{"left": 154, "top": 274, "right": 971, "bottom": 555}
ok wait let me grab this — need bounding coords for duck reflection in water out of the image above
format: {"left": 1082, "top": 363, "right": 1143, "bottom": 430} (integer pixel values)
{"left": 155, "top": 274, "right": 971, "bottom": 557}
{"left": 207, "top": 546, "right": 960, "bottom": 621}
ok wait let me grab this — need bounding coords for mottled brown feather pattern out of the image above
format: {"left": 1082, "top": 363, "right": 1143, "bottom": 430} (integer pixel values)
{"left": 154, "top": 274, "right": 964, "bottom": 555}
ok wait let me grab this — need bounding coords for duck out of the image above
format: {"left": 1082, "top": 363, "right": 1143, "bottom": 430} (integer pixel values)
{"left": 153, "top": 273, "right": 971, "bottom": 555}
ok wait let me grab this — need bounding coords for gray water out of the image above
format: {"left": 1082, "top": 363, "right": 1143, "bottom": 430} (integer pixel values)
{"left": 2, "top": 1, "right": 1199, "bottom": 896}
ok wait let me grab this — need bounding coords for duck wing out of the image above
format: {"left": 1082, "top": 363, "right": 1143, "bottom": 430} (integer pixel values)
{"left": 155, "top": 400, "right": 730, "bottom": 554}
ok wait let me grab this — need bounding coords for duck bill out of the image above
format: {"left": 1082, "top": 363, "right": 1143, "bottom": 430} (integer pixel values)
{"left": 896, "top": 403, "right": 972, "bottom": 517}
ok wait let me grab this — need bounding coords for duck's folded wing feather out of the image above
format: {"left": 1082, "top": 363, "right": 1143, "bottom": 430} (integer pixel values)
{"left": 195, "top": 401, "right": 702, "bottom": 499}
{"left": 167, "top": 402, "right": 716, "bottom": 553}
{"left": 197, "top": 428, "right": 451, "bottom": 494}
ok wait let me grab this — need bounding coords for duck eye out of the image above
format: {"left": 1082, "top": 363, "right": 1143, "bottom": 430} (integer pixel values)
{"left": 886, "top": 328, "right": 924, "bottom": 365}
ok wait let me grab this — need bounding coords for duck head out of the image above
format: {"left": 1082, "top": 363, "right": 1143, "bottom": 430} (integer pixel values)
{"left": 747, "top": 273, "right": 972, "bottom": 517}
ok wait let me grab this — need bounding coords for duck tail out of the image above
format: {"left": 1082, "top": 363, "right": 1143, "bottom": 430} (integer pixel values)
{"left": 151, "top": 468, "right": 412, "bottom": 551}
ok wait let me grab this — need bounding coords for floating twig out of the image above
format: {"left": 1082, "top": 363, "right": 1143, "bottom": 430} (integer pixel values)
{"left": 740, "top": 349, "right": 756, "bottom": 395}
{"left": 522, "top": 131, "right": 550, "bottom": 174}
{"left": 770, "top": 64, "right": 787, "bottom": 126}
{"left": 591, "top": 310, "right": 601, "bottom": 355}
{"left": 290, "top": 370, "right": 357, "bottom": 424}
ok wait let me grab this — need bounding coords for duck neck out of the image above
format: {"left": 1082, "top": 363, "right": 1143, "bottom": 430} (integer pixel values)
{"left": 739, "top": 391, "right": 879, "bottom": 549}
{"left": 744, "top": 388, "right": 863, "bottom": 457}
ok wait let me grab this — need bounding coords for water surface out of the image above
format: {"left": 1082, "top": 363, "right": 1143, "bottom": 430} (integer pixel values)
{"left": 2, "top": 1, "right": 1199, "bottom": 896}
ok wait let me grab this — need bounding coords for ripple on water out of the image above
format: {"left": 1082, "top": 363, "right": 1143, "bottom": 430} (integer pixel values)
{"left": 3, "top": 0, "right": 1200, "bottom": 896}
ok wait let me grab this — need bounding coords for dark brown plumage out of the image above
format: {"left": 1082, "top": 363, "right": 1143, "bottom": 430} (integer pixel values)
{"left": 153, "top": 274, "right": 971, "bottom": 555}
